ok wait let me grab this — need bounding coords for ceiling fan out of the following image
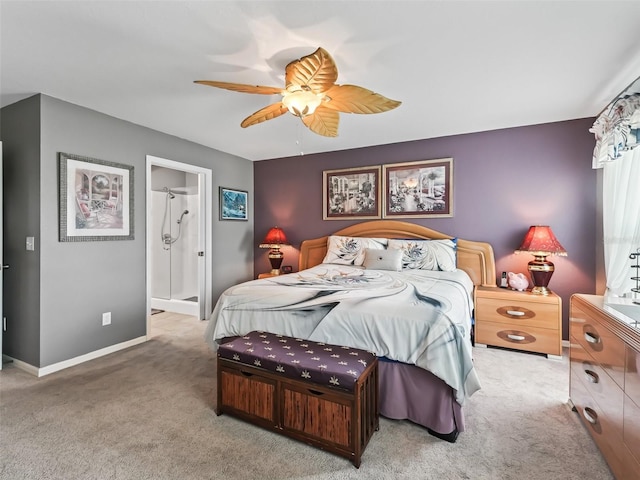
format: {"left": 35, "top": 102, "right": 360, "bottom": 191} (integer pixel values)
{"left": 195, "top": 47, "right": 401, "bottom": 137}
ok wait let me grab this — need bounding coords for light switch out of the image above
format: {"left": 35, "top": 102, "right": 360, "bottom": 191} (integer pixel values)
{"left": 26, "top": 236, "right": 35, "bottom": 251}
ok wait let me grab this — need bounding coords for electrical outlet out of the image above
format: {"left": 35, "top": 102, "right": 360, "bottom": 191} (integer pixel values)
{"left": 102, "top": 312, "right": 111, "bottom": 326}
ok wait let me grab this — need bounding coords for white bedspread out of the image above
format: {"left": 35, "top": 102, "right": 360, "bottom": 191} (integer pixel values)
{"left": 205, "top": 264, "right": 481, "bottom": 404}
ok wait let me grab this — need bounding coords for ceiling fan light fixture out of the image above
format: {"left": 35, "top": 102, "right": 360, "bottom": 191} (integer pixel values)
{"left": 195, "top": 47, "right": 401, "bottom": 137}
{"left": 281, "top": 90, "right": 322, "bottom": 117}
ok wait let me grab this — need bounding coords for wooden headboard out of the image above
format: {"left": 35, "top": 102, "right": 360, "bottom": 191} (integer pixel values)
{"left": 298, "top": 220, "right": 497, "bottom": 288}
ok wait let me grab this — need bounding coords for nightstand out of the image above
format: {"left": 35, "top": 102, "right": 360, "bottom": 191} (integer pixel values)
{"left": 258, "top": 272, "right": 279, "bottom": 279}
{"left": 474, "top": 286, "right": 562, "bottom": 358}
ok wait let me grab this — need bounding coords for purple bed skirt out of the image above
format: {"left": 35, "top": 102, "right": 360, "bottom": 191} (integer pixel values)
{"left": 378, "top": 358, "right": 464, "bottom": 436}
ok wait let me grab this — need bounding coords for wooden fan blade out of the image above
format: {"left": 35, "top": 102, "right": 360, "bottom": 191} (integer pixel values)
{"left": 301, "top": 106, "right": 339, "bottom": 137}
{"left": 194, "top": 80, "right": 282, "bottom": 95}
{"left": 240, "top": 102, "right": 289, "bottom": 128}
{"left": 285, "top": 47, "right": 337, "bottom": 94}
{"left": 323, "top": 84, "right": 401, "bottom": 114}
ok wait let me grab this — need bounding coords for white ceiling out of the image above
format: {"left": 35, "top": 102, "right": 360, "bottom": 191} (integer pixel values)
{"left": 2, "top": 1, "right": 640, "bottom": 161}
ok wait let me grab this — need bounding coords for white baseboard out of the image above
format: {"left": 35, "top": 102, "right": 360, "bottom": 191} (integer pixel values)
{"left": 4, "top": 336, "right": 147, "bottom": 377}
{"left": 150, "top": 297, "right": 198, "bottom": 317}
{"left": 562, "top": 339, "right": 570, "bottom": 348}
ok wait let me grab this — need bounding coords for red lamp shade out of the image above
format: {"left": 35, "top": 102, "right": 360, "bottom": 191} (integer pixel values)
{"left": 515, "top": 226, "right": 567, "bottom": 295}
{"left": 259, "top": 227, "right": 289, "bottom": 275}
{"left": 259, "top": 227, "right": 289, "bottom": 247}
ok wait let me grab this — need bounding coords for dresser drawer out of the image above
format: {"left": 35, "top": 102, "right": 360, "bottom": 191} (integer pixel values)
{"left": 625, "top": 345, "right": 640, "bottom": 403}
{"left": 475, "top": 297, "right": 559, "bottom": 330}
{"left": 570, "top": 366, "right": 633, "bottom": 477}
{"left": 570, "top": 304, "right": 625, "bottom": 388}
{"left": 624, "top": 393, "right": 640, "bottom": 467}
{"left": 476, "top": 321, "right": 561, "bottom": 356}
{"left": 570, "top": 338, "right": 623, "bottom": 437}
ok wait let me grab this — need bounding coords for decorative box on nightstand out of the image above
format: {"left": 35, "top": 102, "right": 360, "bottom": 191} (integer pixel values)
{"left": 474, "top": 286, "right": 562, "bottom": 358}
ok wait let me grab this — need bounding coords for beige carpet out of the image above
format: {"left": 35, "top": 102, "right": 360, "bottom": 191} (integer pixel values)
{"left": 0, "top": 312, "right": 614, "bottom": 480}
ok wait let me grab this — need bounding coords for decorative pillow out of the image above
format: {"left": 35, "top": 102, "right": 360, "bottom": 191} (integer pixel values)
{"left": 387, "top": 238, "right": 457, "bottom": 271}
{"left": 363, "top": 248, "right": 402, "bottom": 271}
{"left": 322, "top": 236, "right": 387, "bottom": 266}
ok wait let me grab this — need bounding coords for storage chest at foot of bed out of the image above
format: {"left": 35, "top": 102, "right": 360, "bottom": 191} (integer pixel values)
{"left": 216, "top": 331, "right": 379, "bottom": 468}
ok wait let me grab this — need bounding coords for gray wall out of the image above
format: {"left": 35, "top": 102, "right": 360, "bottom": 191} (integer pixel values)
{"left": 254, "top": 118, "right": 598, "bottom": 340}
{"left": 2, "top": 94, "right": 254, "bottom": 368}
{"left": 1, "top": 95, "right": 42, "bottom": 366}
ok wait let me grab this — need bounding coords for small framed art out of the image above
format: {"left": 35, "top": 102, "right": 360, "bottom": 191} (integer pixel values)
{"left": 58, "top": 152, "right": 134, "bottom": 242}
{"left": 219, "top": 187, "right": 248, "bottom": 221}
{"left": 322, "top": 165, "right": 381, "bottom": 220}
{"left": 383, "top": 158, "right": 453, "bottom": 218}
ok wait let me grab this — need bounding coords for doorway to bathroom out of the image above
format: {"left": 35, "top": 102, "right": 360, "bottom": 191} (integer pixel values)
{"left": 145, "top": 155, "right": 212, "bottom": 330}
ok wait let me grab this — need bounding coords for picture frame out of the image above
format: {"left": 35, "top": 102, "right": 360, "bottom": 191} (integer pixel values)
{"left": 219, "top": 186, "right": 248, "bottom": 221}
{"left": 58, "top": 152, "right": 134, "bottom": 242}
{"left": 383, "top": 158, "right": 453, "bottom": 218}
{"left": 322, "top": 165, "right": 381, "bottom": 220}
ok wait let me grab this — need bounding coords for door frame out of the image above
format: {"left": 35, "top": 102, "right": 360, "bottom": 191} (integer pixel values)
{"left": 1, "top": 141, "right": 3, "bottom": 369}
{"left": 145, "top": 155, "right": 212, "bottom": 331}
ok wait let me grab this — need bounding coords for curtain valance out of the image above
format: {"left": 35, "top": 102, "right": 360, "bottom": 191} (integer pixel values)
{"left": 590, "top": 91, "right": 640, "bottom": 168}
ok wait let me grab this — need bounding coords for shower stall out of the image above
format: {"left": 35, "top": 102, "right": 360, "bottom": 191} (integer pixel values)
{"left": 150, "top": 167, "right": 200, "bottom": 316}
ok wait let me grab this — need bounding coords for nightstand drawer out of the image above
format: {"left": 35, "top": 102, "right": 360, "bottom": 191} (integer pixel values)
{"left": 476, "top": 321, "right": 561, "bottom": 356}
{"left": 476, "top": 297, "right": 559, "bottom": 330}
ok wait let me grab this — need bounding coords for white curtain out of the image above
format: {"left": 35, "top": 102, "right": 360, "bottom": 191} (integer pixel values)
{"left": 591, "top": 79, "right": 640, "bottom": 297}
{"left": 602, "top": 146, "right": 640, "bottom": 296}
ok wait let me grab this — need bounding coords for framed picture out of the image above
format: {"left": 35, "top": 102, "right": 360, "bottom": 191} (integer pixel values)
{"left": 219, "top": 187, "right": 248, "bottom": 221}
{"left": 58, "top": 152, "right": 134, "bottom": 242}
{"left": 383, "top": 158, "right": 453, "bottom": 218}
{"left": 323, "top": 166, "right": 381, "bottom": 220}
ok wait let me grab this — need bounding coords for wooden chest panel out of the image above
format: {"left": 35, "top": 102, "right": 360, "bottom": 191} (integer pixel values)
{"left": 219, "top": 369, "right": 276, "bottom": 425}
{"left": 282, "top": 386, "right": 352, "bottom": 448}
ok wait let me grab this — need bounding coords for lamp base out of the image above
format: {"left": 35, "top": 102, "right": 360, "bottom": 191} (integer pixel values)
{"left": 268, "top": 248, "right": 284, "bottom": 275}
{"left": 528, "top": 256, "right": 555, "bottom": 295}
{"left": 531, "top": 285, "right": 552, "bottom": 295}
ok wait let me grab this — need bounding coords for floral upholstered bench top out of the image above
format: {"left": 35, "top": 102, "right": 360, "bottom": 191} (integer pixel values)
{"left": 218, "top": 331, "right": 376, "bottom": 392}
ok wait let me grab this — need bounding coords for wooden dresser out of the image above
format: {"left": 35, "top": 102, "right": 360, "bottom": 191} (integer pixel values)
{"left": 569, "top": 294, "right": 640, "bottom": 479}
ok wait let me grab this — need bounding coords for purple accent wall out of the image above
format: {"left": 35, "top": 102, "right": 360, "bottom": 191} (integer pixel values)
{"left": 254, "top": 118, "right": 597, "bottom": 340}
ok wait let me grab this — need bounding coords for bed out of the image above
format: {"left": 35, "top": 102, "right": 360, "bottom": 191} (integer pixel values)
{"left": 205, "top": 220, "right": 497, "bottom": 442}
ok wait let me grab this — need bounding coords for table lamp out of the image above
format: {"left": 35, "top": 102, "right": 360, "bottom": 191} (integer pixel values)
{"left": 515, "top": 225, "right": 567, "bottom": 295}
{"left": 259, "top": 226, "right": 289, "bottom": 275}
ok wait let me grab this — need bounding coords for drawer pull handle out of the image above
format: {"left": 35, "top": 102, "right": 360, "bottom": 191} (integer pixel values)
{"left": 584, "top": 332, "right": 601, "bottom": 344}
{"left": 506, "top": 310, "right": 525, "bottom": 317}
{"left": 583, "top": 407, "right": 598, "bottom": 425}
{"left": 240, "top": 370, "right": 254, "bottom": 377}
{"left": 507, "top": 334, "right": 526, "bottom": 342}
{"left": 584, "top": 369, "right": 599, "bottom": 384}
{"left": 307, "top": 389, "right": 325, "bottom": 396}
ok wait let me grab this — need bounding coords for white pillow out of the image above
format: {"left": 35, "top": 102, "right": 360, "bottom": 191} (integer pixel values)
{"left": 363, "top": 248, "right": 402, "bottom": 271}
{"left": 322, "top": 236, "right": 387, "bottom": 266}
{"left": 387, "top": 238, "right": 457, "bottom": 271}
